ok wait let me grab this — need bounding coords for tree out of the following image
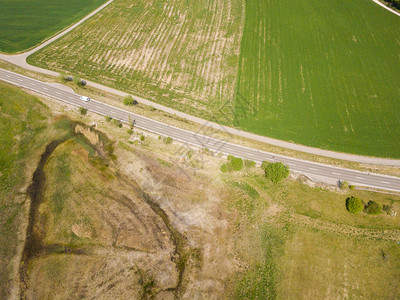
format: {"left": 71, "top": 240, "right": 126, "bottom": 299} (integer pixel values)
{"left": 123, "top": 95, "right": 138, "bottom": 106}
{"left": 262, "top": 161, "right": 289, "bottom": 183}
{"left": 345, "top": 196, "right": 363, "bottom": 214}
{"left": 365, "top": 200, "right": 382, "bottom": 215}
{"left": 79, "top": 107, "right": 87, "bottom": 115}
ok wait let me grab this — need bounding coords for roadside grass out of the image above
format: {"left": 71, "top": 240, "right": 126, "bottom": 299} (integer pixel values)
{"left": 0, "top": 0, "right": 107, "bottom": 53}
{"left": 234, "top": 0, "right": 400, "bottom": 158}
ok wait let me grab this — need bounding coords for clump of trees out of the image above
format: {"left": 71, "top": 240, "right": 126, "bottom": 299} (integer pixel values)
{"left": 220, "top": 155, "right": 243, "bottom": 173}
{"left": 123, "top": 95, "right": 138, "bottom": 106}
{"left": 261, "top": 161, "right": 289, "bottom": 183}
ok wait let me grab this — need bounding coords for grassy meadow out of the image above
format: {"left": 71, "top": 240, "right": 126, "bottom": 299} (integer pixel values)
{"left": 225, "top": 170, "right": 400, "bottom": 299}
{"left": 29, "top": 0, "right": 400, "bottom": 158}
{"left": 0, "top": 0, "right": 106, "bottom": 53}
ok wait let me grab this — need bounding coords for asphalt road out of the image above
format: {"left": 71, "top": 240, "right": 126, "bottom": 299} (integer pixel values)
{"left": 1, "top": 68, "right": 400, "bottom": 192}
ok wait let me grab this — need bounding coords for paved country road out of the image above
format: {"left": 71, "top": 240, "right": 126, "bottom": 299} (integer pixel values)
{"left": 1, "top": 69, "right": 400, "bottom": 192}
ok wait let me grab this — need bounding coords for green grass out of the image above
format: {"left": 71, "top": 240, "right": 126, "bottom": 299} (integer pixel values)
{"left": 0, "top": 0, "right": 107, "bottom": 53}
{"left": 234, "top": 0, "right": 400, "bottom": 158}
{"left": 0, "top": 82, "right": 51, "bottom": 297}
{"left": 227, "top": 171, "right": 400, "bottom": 299}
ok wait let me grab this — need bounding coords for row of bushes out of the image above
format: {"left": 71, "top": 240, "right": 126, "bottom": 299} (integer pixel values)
{"left": 220, "top": 156, "right": 290, "bottom": 184}
{"left": 346, "top": 196, "right": 394, "bottom": 215}
{"left": 386, "top": 0, "right": 400, "bottom": 9}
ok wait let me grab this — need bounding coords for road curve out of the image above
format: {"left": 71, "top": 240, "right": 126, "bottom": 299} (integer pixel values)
{"left": 1, "top": 69, "right": 399, "bottom": 192}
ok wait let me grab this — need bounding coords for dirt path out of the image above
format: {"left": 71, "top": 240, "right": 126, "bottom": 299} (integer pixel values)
{"left": 0, "top": 0, "right": 399, "bottom": 167}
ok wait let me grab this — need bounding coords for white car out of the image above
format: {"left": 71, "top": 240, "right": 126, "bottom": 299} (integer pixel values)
{"left": 80, "top": 96, "right": 90, "bottom": 102}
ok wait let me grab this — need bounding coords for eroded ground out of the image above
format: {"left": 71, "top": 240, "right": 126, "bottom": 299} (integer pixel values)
{"left": 21, "top": 122, "right": 234, "bottom": 299}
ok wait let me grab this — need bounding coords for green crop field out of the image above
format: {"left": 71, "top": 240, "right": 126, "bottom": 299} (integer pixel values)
{"left": 0, "top": 0, "right": 106, "bottom": 53}
{"left": 234, "top": 0, "right": 400, "bottom": 158}
{"left": 29, "top": 0, "right": 400, "bottom": 158}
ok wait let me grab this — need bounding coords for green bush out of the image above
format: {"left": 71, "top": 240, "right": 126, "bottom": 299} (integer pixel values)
{"left": 140, "top": 135, "right": 145, "bottom": 141}
{"left": 220, "top": 156, "right": 243, "bottom": 172}
{"left": 79, "top": 107, "right": 87, "bottom": 115}
{"left": 230, "top": 157, "right": 243, "bottom": 171}
{"left": 365, "top": 201, "right": 382, "bottom": 215}
{"left": 244, "top": 159, "right": 256, "bottom": 168}
{"left": 127, "top": 129, "right": 133, "bottom": 135}
{"left": 220, "top": 164, "right": 227, "bottom": 173}
{"left": 345, "top": 196, "right": 363, "bottom": 214}
{"left": 262, "top": 161, "right": 289, "bottom": 183}
{"left": 163, "top": 137, "right": 173, "bottom": 144}
{"left": 340, "top": 180, "right": 349, "bottom": 190}
{"left": 105, "top": 116, "right": 112, "bottom": 122}
{"left": 123, "top": 95, "right": 138, "bottom": 106}
{"left": 382, "top": 204, "right": 394, "bottom": 215}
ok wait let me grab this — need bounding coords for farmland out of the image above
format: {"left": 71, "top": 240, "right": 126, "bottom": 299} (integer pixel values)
{"left": 235, "top": 0, "right": 400, "bottom": 158}
{"left": 0, "top": 0, "right": 106, "bottom": 53}
{"left": 29, "top": 0, "right": 245, "bottom": 124}
{"left": 29, "top": 0, "right": 400, "bottom": 158}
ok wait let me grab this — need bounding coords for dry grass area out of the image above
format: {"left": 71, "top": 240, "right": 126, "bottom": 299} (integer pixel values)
{"left": 29, "top": 0, "right": 245, "bottom": 122}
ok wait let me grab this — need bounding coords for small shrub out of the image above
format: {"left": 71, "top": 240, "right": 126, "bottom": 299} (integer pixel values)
{"left": 150, "top": 106, "right": 156, "bottom": 111}
{"left": 382, "top": 204, "right": 394, "bottom": 215}
{"left": 123, "top": 95, "right": 138, "bottom": 106}
{"left": 127, "top": 129, "right": 133, "bottom": 135}
{"left": 262, "top": 161, "right": 289, "bottom": 183}
{"left": 59, "top": 73, "right": 66, "bottom": 81}
{"left": 345, "top": 196, "right": 363, "bottom": 213}
{"left": 79, "top": 107, "right": 87, "bottom": 115}
{"left": 140, "top": 135, "right": 145, "bottom": 141}
{"left": 118, "top": 123, "right": 123, "bottom": 128}
{"left": 339, "top": 180, "right": 349, "bottom": 190}
{"left": 220, "top": 164, "right": 227, "bottom": 173}
{"left": 230, "top": 157, "right": 243, "bottom": 171}
{"left": 365, "top": 200, "right": 382, "bottom": 215}
{"left": 244, "top": 159, "right": 256, "bottom": 168}
{"left": 164, "top": 137, "right": 173, "bottom": 144}
{"left": 158, "top": 136, "right": 161, "bottom": 140}
{"left": 105, "top": 116, "right": 112, "bottom": 122}
{"left": 349, "top": 185, "right": 355, "bottom": 190}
